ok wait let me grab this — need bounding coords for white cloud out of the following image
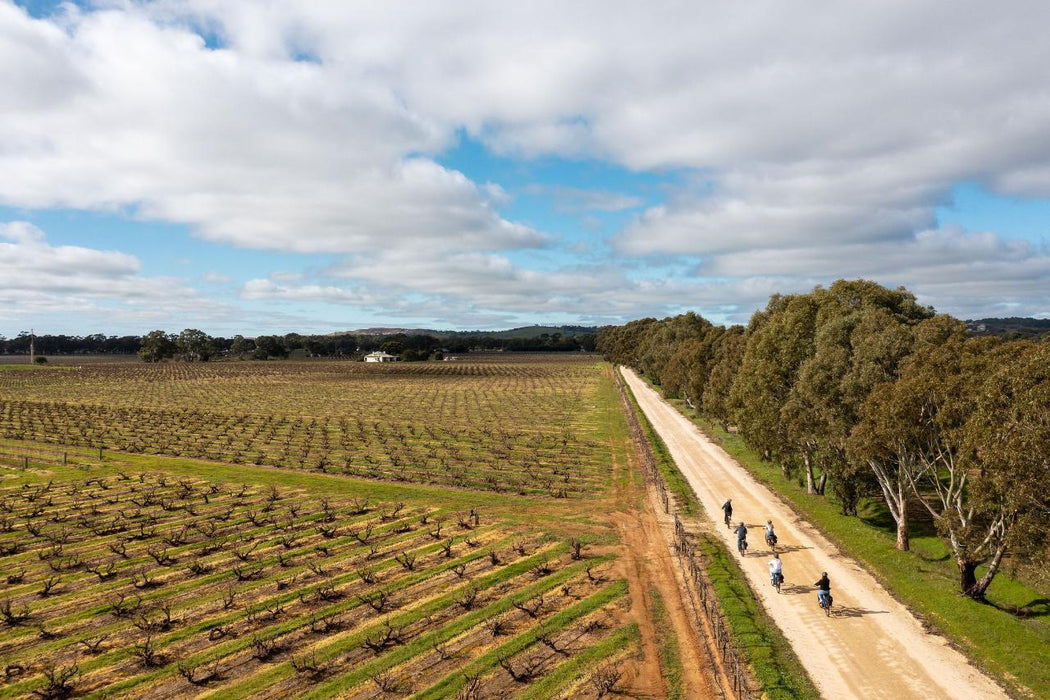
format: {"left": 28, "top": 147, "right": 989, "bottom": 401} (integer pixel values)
{"left": 0, "top": 3, "right": 540, "bottom": 257}
{"left": 525, "top": 185, "right": 643, "bottom": 215}
{"left": 202, "top": 271, "right": 233, "bottom": 284}
{"left": 2, "top": 1, "right": 1050, "bottom": 328}
{"left": 0, "top": 221, "right": 228, "bottom": 327}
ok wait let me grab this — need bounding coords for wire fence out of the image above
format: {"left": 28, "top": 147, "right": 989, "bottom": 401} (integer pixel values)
{"left": 615, "top": 369, "right": 756, "bottom": 699}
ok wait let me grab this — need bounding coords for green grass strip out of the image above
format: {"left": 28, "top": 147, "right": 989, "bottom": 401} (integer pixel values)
{"left": 218, "top": 546, "right": 601, "bottom": 699}
{"left": 616, "top": 369, "right": 700, "bottom": 517}
{"left": 516, "top": 622, "right": 639, "bottom": 700}
{"left": 0, "top": 511, "right": 468, "bottom": 661}
{"left": 3, "top": 532, "right": 510, "bottom": 700}
{"left": 412, "top": 578, "right": 629, "bottom": 700}
{"left": 648, "top": 589, "right": 683, "bottom": 700}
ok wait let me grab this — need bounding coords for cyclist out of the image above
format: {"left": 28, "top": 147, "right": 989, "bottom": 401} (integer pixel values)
{"left": 734, "top": 521, "right": 748, "bottom": 554}
{"left": 815, "top": 571, "right": 832, "bottom": 609}
{"left": 722, "top": 499, "right": 733, "bottom": 528}
{"left": 768, "top": 552, "right": 783, "bottom": 590}
{"left": 764, "top": 519, "right": 778, "bottom": 550}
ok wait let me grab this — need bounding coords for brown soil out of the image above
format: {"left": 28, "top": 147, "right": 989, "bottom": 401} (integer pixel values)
{"left": 609, "top": 420, "right": 719, "bottom": 698}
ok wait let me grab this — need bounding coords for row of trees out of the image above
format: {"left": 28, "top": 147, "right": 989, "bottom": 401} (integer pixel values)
{"left": 0, "top": 333, "right": 140, "bottom": 355}
{"left": 2, "top": 330, "right": 595, "bottom": 362}
{"left": 598, "top": 279, "right": 1049, "bottom": 600}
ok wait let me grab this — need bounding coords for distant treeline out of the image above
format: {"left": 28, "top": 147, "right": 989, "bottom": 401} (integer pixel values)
{"left": 966, "top": 317, "right": 1050, "bottom": 340}
{"left": 597, "top": 279, "right": 1049, "bottom": 601}
{"left": 0, "top": 329, "right": 594, "bottom": 361}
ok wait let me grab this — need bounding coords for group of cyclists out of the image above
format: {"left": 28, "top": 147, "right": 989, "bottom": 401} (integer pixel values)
{"left": 722, "top": 498, "right": 833, "bottom": 614}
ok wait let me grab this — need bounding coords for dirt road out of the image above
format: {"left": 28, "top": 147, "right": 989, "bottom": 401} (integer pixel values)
{"left": 622, "top": 368, "right": 1006, "bottom": 700}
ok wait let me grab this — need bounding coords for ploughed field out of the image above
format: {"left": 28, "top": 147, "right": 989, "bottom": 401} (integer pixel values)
{"left": 0, "top": 356, "right": 604, "bottom": 497}
{"left": 0, "top": 474, "right": 632, "bottom": 698}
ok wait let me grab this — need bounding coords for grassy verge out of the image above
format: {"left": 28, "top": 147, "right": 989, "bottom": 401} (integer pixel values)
{"left": 618, "top": 371, "right": 817, "bottom": 699}
{"left": 616, "top": 371, "right": 699, "bottom": 518}
{"left": 648, "top": 590, "right": 683, "bottom": 700}
{"left": 673, "top": 404, "right": 1049, "bottom": 698}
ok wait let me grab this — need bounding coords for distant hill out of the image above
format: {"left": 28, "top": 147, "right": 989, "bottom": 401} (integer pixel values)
{"left": 336, "top": 325, "right": 598, "bottom": 339}
{"left": 966, "top": 317, "right": 1050, "bottom": 339}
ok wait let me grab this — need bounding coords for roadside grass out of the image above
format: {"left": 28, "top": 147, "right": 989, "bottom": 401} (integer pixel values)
{"left": 648, "top": 590, "right": 684, "bottom": 700}
{"left": 616, "top": 375, "right": 699, "bottom": 518}
{"left": 618, "top": 371, "right": 816, "bottom": 699}
{"left": 677, "top": 405, "right": 1050, "bottom": 698}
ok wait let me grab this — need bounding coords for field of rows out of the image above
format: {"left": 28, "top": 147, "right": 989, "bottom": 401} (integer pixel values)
{"left": 0, "top": 474, "right": 634, "bottom": 698}
{"left": 0, "top": 357, "right": 606, "bottom": 497}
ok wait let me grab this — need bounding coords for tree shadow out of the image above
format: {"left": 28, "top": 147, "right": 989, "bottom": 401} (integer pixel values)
{"left": 991, "top": 598, "right": 1050, "bottom": 619}
{"left": 769, "top": 544, "right": 810, "bottom": 554}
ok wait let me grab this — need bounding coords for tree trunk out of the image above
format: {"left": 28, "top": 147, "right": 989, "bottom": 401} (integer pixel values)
{"left": 816, "top": 472, "right": 827, "bottom": 496}
{"left": 804, "top": 454, "right": 817, "bottom": 494}
{"left": 959, "top": 560, "right": 979, "bottom": 599}
{"left": 971, "top": 539, "right": 1009, "bottom": 600}
{"left": 895, "top": 502, "right": 909, "bottom": 551}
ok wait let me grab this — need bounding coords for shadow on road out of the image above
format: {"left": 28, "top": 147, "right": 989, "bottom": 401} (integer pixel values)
{"left": 832, "top": 605, "right": 890, "bottom": 618}
{"left": 769, "top": 544, "right": 810, "bottom": 554}
{"left": 776, "top": 583, "right": 810, "bottom": 596}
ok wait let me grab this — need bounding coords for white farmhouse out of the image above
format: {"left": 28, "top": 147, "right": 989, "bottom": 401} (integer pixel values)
{"left": 364, "top": 350, "right": 398, "bottom": 363}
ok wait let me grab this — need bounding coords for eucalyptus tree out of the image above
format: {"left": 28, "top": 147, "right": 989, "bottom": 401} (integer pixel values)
{"left": 656, "top": 317, "right": 724, "bottom": 406}
{"left": 636, "top": 312, "right": 716, "bottom": 392}
{"left": 595, "top": 318, "right": 658, "bottom": 368}
{"left": 781, "top": 281, "right": 933, "bottom": 502}
{"left": 138, "top": 330, "right": 176, "bottom": 363}
{"left": 730, "top": 293, "right": 819, "bottom": 463}
{"left": 702, "top": 326, "right": 747, "bottom": 430}
{"left": 175, "top": 329, "right": 215, "bottom": 362}
{"left": 950, "top": 340, "right": 1050, "bottom": 598}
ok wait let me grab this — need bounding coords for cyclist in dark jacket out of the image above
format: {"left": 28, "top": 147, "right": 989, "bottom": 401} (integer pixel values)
{"left": 722, "top": 499, "right": 733, "bottom": 527}
{"left": 815, "top": 572, "right": 831, "bottom": 607}
{"left": 734, "top": 522, "right": 748, "bottom": 554}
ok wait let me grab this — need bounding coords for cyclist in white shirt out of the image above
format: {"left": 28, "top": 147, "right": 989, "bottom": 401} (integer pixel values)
{"left": 768, "top": 552, "right": 784, "bottom": 589}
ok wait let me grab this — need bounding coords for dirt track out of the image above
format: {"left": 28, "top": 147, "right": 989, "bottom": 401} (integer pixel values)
{"left": 622, "top": 368, "right": 1007, "bottom": 700}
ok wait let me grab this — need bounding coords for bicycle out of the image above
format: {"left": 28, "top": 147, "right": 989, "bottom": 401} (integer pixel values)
{"left": 818, "top": 592, "right": 833, "bottom": 616}
{"left": 724, "top": 511, "right": 732, "bottom": 528}
{"left": 771, "top": 571, "right": 783, "bottom": 594}
{"left": 737, "top": 538, "right": 748, "bottom": 555}
{"left": 765, "top": 532, "right": 777, "bottom": 552}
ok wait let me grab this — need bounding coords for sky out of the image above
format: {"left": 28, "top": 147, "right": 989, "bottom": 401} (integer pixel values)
{"left": 1, "top": 1, "right": 1049, "bottom": 337}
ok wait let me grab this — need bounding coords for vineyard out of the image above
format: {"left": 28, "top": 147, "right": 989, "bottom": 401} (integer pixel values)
{"left": 0, "top": 473, "right": 634, "bottom": 698}
{"left": 0, "top": 356, "right": 605, "bottom": 497}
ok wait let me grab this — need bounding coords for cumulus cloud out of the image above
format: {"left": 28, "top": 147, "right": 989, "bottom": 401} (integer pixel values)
{"left": 0, "top": 221, "right": 227, "bottom": 326}
{"left": 0, "top": 2, "right": 540, "bottom": 256}
{"left": 3, "top": 1, "right": 1050, "bottom": 327}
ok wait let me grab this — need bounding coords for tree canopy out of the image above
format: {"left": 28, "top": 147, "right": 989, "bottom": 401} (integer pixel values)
{"left": 598, "top": 278, "right": 1049, "bottom": 596}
